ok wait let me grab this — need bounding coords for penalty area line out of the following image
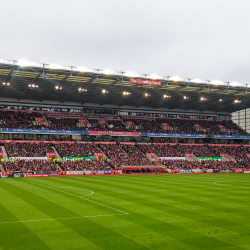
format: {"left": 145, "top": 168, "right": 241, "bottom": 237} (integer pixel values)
{"left": 30, "top": 181, "right": 129, "bottom": 215}
{"left": 0, "top": 214, "right": 127, "bottom": 225}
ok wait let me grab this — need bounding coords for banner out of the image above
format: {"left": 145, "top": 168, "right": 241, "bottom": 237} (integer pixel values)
{"left": 9, "top": 157, "right": 48, "bottom": 160}
{"left": 159, "top": 157, "right": 185, "bottom": 160}
{"left": 179, "top": 169, "right": 193, "bottom": 173}
{"left": 130, "top": 78, "right": 162, "bottom": 86}
{"left": 66, "top": 171, "right": 92, "bottom": 175}
{"left": 23, "top": 174, "right": 49, "bottom": 177}
{"left": 95, "top": 153, "right": 103, "bottom": 157}
{"left": 120, "top": 142, "right": 136, "bottom": 145}
{"left": 35, "top": 117, "right": 43, "bottom": 122}
{"left": 88, "top": 131, "right": 109, "bottom": 135}
{"left": 2, "top": 128, "right": 85, "bottom": 135}
{"left": 99, "top": 120, "right": 106, "bottom": 124}
{"left": 94, "top": 141, "right": 116, "bottom": 144}
{"left": 79, "top": 119, "right": 86, "bottom": 123}
{"left": 212, "top": 135, "right": 250, "bottom": 139}
{"left": 64, "top": 157, "right": 96, "bottom": 161}
{"left": 126, "top": 121, "right": 133, "bottom": 125}
{"left": 186, "top": 153, "right": 193, "bottom": 157}
{"left": 0, "top": 140, "right": 74, "bottom": 144}
{"left": 146, "top": 153, "right": 155, "bottom": 158}
{"left": 108, "top": 131, "right": 140, "bottom": 136}
{"left": 143, "top": 132, "right": 205, "bottom": 138}
{"left": 233, "top": 168, "right": 243, "bottom": 173}
{"left": 206, "top": 169, "right": 214, "bottom": 173}
{"left": 193, "top": 169, "right": 203, "bottom": 172}
{"left": 198, "top": 157, "right": 222, "bottom": 162}
{"left": 0, "top": 151, "right": 3, "bottom": 157}
{"left": 47, "top": 152, "right": 56, "bottom": 158}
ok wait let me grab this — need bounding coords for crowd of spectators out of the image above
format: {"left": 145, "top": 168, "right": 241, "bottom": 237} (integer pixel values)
{"left": 0, "top": 110, "right": 248, "bottom": 136}
{"left": 46, "top": 118, "right": 80, "bottom": 130}
{"left": 59, "top": 159, "right": 111, "bottom": 171}
{"left": 87, "top": 119, "right": 106, "bottom": 131}
{"left": 106, "top": 120, "right": 128, "bottom": 131}
{"left": 55, "top": 143, "right": 101, "bottom": 157}
{"left": 0, "top": 111, "right": 43, "bottom": 129}
{"left": 161, "top": 159, "right": 248, "bottom": 170}
{"left": 5, "top": 143, "right": 54, "bottom": 157}
{"left": 3, "top": 160, "right": 59, "bottom": 172}
{"left": 130, "top": 119, "right": 162, "bottom": 133}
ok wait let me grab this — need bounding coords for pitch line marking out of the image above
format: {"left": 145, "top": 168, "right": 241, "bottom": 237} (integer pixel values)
{"left": 0, "top": 214, "right": 127, "bottom": 225}
{"left": 214, "top": 182, "right": 229, "bottom": 186}
{"left": 30, "top": 181, "right": 129, "bottom": 215}
{"left": 57, "top": 187, "right": 94, "bottom": 196}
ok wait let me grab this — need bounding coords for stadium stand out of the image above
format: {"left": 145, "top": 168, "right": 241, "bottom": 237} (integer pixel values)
{"left": 4, "top": 143, "right": 54, "bottom": 157}
{"left": 55, "top": 143, "right": 102, "bottom": 157}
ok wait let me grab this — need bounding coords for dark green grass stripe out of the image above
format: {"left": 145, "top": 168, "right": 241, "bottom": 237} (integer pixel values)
{"left": 0, "top": 180, "right": 151, "bottom": 250}
{"left": 0, "top": 202, "right": 51, "bottom": 250}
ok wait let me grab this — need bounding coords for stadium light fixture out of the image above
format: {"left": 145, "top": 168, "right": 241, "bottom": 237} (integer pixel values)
{"left": 149, "top": 74, "right": 161, "bottom": 80}
{"left": 122, "top": 91, "right": 131, "bottom": 96}
{"left": 28, "top": 84, "right": 38, "bottom": 88}
{"left": 211, "top": 80, "right": 226, "bottom": 86}
{"left": 48, "top": 64, "right": 64, "bottom": 70}
{"left": 200, "top": 97, "right": 207, "bottom": 101}
{"left": 101, "top": 89, "right": 108, "bottom": 94}
{"left": 163, "top": 94, "right": 171, "bottom": 99}
{"left": 234, "top": 99, "right": 241, "bottom": 104}
{"left": 18, "top": 59, "right": 43, "bottom": 67}
{"left": 103, "top": 69, "right": 114, "bottom": 75}
{"left": 78, "top": 88, "right": 87, "bottom": 93}
{"left": 2, "top": 82, "right": 10, "bottom": 86}
{"left": 230, "top": 82, "right": 245, "bottom": 87}
{"left": 170, "top": 76, "right": 181, "bottom": 82}
{"left": 191, "top": 79, "right": 205, "bottom": 83}
{"left": 124, "top": 72, "right": 136, "bottom": 77}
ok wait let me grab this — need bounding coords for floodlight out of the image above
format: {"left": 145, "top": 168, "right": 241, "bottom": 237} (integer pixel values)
{"left": 149, "top": 74, "right": 161, "bottom": 80}
{"left": 102, "top": 89, "right": 108, "bottom": 94}
{"left": 163, "top": 94, "right": 171, "bottom": 98}
{"left": 103, "top": 69, "right": 114, "bottom": 75}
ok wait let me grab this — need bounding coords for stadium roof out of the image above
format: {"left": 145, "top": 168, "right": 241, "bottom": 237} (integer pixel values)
{"left": 0, "top": 59, "right": 250, "bottom": 115}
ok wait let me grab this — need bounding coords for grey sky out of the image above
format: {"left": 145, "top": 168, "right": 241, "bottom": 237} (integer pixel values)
{"left": 0, "top": 0, "right": 250, "bottom": 83}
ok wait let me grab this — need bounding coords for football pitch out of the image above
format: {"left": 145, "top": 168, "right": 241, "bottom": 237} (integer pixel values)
{"left": 0, "top": 174, "right": 249, "bottom": 250}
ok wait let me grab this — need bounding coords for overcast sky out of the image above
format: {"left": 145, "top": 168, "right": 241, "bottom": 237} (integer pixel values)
{"left": 0, "top": 0, "right": 250, "bottom": 83}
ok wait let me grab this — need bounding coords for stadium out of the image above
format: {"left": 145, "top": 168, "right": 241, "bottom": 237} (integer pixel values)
{"left": 0, "top": 58, "right": 250, "bottom": 249}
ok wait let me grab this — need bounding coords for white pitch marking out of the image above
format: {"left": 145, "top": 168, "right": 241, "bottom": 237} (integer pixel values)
{"left": 57, "top": 187, "right": 94, "bottom": 196}
{"left": 214, "top": 182, "right": 228, "bottom": 186}
{"left": 0, "top": 214, "right": 127, "bottom": 225}
{"left": 30, "top": 181, "right": 129, "bottom": 215}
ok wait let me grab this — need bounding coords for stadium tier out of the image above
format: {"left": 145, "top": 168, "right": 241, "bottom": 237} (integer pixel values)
{"left": 0, "top": 109, "right": 249, "bottom": 137}
{"left": 1, "top": 141, "right": 250, "bottom": 173}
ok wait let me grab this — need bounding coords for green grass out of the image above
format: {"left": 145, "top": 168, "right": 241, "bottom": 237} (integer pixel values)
{"left": 0, "top": 174, "right": 250, "bottom": 250}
